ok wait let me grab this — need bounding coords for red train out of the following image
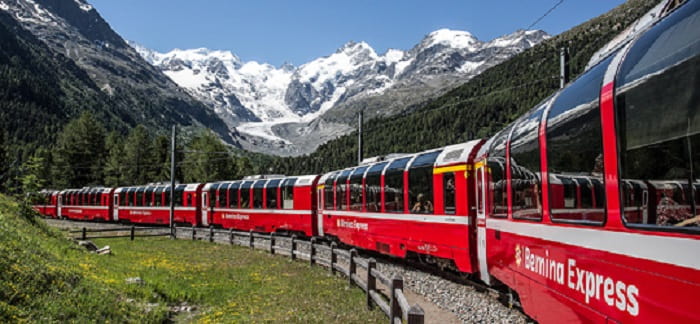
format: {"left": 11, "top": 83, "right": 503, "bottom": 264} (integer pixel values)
{"left": 32, "top": 1, "right": 700, "bottom": 322}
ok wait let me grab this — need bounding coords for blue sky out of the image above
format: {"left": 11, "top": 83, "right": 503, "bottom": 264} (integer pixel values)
{"left": 90, "top": 0, "right": 625, "bottom": 67}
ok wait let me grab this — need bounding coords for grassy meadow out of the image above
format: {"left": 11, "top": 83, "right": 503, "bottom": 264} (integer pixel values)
{"left": 0, "top": 194, "right": 384, "bottom": 322}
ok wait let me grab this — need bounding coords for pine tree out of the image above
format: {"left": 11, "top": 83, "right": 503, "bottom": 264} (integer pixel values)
{"left": 52, "top": 112, "right": 106, "bottom": 188}
{"left": 18, "top": 152, "right": 47, "bottom": 194}
{"left": 122, "top": 125, "right": 154, "bottom": 185}
{"left": 0, "top": 131, "right": 9, "bottom": 193}
{"left": 103, "top": 131, "right": 125, "bottom": 187}
{"left": 151, "top": 134, "right": 171, "bottom": 182}
{"left": 182, "top": 130, "right": 236, "bottom": 183}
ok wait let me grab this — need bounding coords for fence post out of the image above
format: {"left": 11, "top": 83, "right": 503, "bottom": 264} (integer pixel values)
{"left": 349, "top": 249, "right": 357, "bottom": 287}
{"left": 191, "top": 227, "right": 196, "bottom": 241}
{"left": 367, "top": 258, "right": 376, "bottom": 310}
{"left": 309, "top": 238, "right": 317, "bottom": 266}
{"left": 390, "top": 276, "right": 403, "bottom": 322}
{"left": 249, "top": 230, "right": 254, "bottom": 249}
{"left": 81, "top": 227, "right": 86, "bottom": 240}
{"left": 407, "top": 304, "right": 425, "bottom": 324}
{"left": 269, "top": 233, "right": 276, "bottom": 254}
{"left": 209, "top": 226, "right": 214, "bottom": 242}
{"left": 330, "top": 242, "right": 337, "bottom": 275}
{"left": 229, "top": 229, "right": 234, "bottom": 245}
{"left": 130, "top": 225, "right": 135, "bottom": 241}
{"left": 291, "top": 235, "right": 297, "bottom": 260}
{"left": 173, "top": 224, "right": 177, "bottom": 239}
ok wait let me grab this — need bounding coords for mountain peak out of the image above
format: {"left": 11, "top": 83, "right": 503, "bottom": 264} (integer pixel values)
{"left": 422, "top": 28, "right": 481, "bottom": 50}
{"left": 73, "top": 0, "right": 93, "bottom": 12}
{"left": 485, "top": 29, "right": 550, "bottom": 49}
{"left": 337, "top": 40, "right": 376, "bottom": 56}
{"left": 172, "top": 47, "right": 240, "bottom": 63}
{"left": 279, "top": 61, "right": 296, "bottom": 72}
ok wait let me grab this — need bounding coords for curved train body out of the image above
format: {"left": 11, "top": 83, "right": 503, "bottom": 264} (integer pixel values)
{"left": 31, "top": 1, "right": 700, "bottom": 322}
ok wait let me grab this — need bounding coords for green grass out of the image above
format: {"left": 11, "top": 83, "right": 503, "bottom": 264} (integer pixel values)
{"left": 0, "top": 194, "right": 385, "bottom": 323}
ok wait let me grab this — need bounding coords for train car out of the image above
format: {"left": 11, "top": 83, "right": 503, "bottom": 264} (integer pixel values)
{"left": 317, "top": 140, "right": 484, "bottom": 272}
{"left": 472, "top": 1, "right": 700, "bottom": 322}
{"left": 57, "top": 187, "right": 114, "bottom": 221}
{"left": 31, "top": 190, "right": 59, "bottom": 218}
{"left": 114, "top": 183, "right": 203, "bottom": 226}
{"left": 201, "top": 175, "right": 319, "bottom": 236}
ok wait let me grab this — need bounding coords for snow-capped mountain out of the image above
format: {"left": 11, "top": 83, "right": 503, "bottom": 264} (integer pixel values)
{"left": 0, "top": 0, "right": 235, "bottom": 143}
{"left": 134, "top": 28, "right": 549, "bottom": 155}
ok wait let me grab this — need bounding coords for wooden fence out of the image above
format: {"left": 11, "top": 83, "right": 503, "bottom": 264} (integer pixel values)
{"left": 69, "top": 226, "right": 170, "bottom": 241}
{"left": 175, "top": 226, "right": 425, "bottom": 324}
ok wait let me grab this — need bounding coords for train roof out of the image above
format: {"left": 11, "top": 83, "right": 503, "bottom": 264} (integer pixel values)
{"left": 585, "top": 1, "right": 667, "bottom": 71}
{"left": 203, "top": 174, "right": 319, "bottom": 190}
{"left": 322, "top": 140, "right": 485, "bottom": 178}
{"left": 114, "top": 183, "right": 196, "bottom": 193}
{"left": 434, "top": 139, "right": 484, "bottom": 167}
{"left": 59, "top": 187, "right": 112, "bottom": 194}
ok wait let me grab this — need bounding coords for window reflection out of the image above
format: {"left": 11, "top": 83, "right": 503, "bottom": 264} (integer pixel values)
{"left": 616, "top": 0, "right": 700, "bottom": 230}
{"left": 384, "top": 158, "right": 410, "bottom": 213}
{"left": 546, "top": 55, "right": 612, "bottom": 224}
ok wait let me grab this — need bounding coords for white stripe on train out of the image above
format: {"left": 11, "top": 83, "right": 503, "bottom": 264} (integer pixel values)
{"left": 321, "top": 210, "right": 470, "bottom": 225}
{"left": 487, "top": 218, "right": 700, "bottom": 270}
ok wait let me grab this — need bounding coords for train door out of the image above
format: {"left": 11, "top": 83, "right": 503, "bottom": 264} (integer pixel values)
{"left": 57, "top": 194, "right": 63, "bottom": 219}
{"left": 475, "top": 161, "right": 491, "bottom": 285}
{"left": 113, "top": 193, "right": 119, "bottom": 221}
{"left": 201, "top": 192, "right": 209, "bottom": 226}
{"left": 317, "top": 186, "right": 324, "bottom": 236}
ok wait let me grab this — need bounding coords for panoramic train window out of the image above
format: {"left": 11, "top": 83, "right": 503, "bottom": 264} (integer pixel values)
{"left": 409, "top": 151, "right": 441, "bottom": 214}
{"left": 384, "top": 157, "right": 410, "bottom": 213}
{"left": 163, "top": 187, "right": 171, "bottom": 206}
{"left": 365, "top": 162, "right": 387, "bottom": 212}
{"left": 155, "top": 187, "right": 163, "bottom": 206}
{"left": 266, "top": 179, "right": 281, "bottom": 209}
{"left": 510, "top": 103, "right": 547, "bottom": 220}
{"left": 281, "top": 178, "right": 296, "bottom": 209}
{"left": 616, "top": 1, "right": 700, "bottom": 231}
{"left": 146, "top": 188, "right": 155, "bottom": 206}
{"left": 349, "top": 166, "right": 368, "bottom": 211}
{"left": 136, "top": 188, "right": 145, "bottom": 207}
{"left": 209, "top": 183, "right": 220, "bottom": 207}
{"left": 546, "top": 55, "right": 613, "bottom": 225}
{"left": 240, "top": 182, "right": 252, "bottom": 208}
{"left": 218, "top": 183, "right": 229, "bottom": 208}
{"left": 253, "top": 181, "right": 265, "bottom": 209}
{"left": 443, "top": 172, "right": 456, "bottom": 215}
{"left": 173, "top": 185, "right": 185, "bottom": 206}
{"left": 489, "top": 126, "right": 511, "bottom": 218}
{"left": 227, "top": 183, "right": 239, "bottom": 208}
{"left": 336, "top": 169, "right": 352, "bottom": 211}
{"left": 324, "top": 173, "right": 336, "bottom": 210}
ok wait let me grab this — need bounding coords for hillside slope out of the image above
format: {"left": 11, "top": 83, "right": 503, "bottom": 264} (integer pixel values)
{"left": 0, "top": 194, "right": 162, "bottom": 321}
{"left": 0, "top": 0, "right": 234, "bottom": 147}
{"left": 264, "top": 0, "right": 660, "bottom": 174}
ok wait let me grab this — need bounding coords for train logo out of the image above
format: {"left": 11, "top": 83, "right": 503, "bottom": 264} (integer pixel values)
{"left": 515, "top": 244, "right": 522, "bottom": 267}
